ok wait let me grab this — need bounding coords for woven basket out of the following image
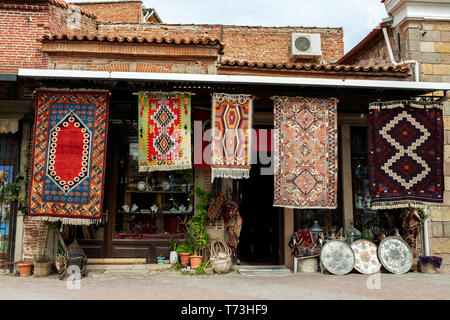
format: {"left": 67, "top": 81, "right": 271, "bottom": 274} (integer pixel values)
{"left": 208, "top": 239, "right": 232, "bottom": 274}
{"left": 211, "top": 257, "right": 232, "bottom": 273}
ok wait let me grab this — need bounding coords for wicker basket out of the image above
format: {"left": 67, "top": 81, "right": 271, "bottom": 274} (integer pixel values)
{"left": 208, "top": 239, "right": 232, "bottom": 274}
{"left": 211, "top": 257, "right": 232, "bottom": 273}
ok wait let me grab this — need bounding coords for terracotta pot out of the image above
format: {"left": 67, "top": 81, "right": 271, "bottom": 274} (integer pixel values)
{"left": 179, "top": 253, "right": 191, "bottom": 265}
{"left": 189, "top": 255, "right": 203, "bottom": 269}
{"left": 33, "top": 261, "right": 53, "bottom": 277}
{"left": 17, "top": 262, "right": 33, "bottom": 277}
{"left": 378, "top": 232, "right": 386, "bottom": 243}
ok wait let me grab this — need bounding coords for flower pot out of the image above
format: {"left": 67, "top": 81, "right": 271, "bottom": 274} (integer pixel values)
{"left": 17, "top": 262, "right": 33, "bottom": 277}
{"left": 189, "top": 255, "right": 203, "bottom": 269}
{"left": 179, "top": 253, "right": 191, "bottom": 265}
{"left": 169, "top": 251, "right": 178, "bottom": 264}
{"left": 157, "top": 257, "right": 165, "bottom": 264}
{"left": 33, "top": 261, "right": 53, "bottom": 277}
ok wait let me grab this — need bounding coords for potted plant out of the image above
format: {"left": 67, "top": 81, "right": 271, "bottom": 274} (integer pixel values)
{"left": 176, "top": 243, "right": 192, "bottom": 265}
{"left": 157, "top": 254, "right": 165, "bottom": 264}
{"left": 185, "top": 186, "right": 210, "bottom": 269}
{"left": 169, "top": 238, "right": 178, "bottom": 264}
{"left": 17, "top": 260, "right": 33, "bottom": 277}
{"left": 33, "top": 253, "right": 53, "bottom": 277}
{"left": 33, "top": 221, "right": 58, "bottom": 277}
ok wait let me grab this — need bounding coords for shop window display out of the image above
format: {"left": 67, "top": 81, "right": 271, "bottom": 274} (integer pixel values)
{"left": 351, "top": 126, "right": 377, "bottom": 234}
{"left": 114, "top": 142, "right": 193, "bottom": 239}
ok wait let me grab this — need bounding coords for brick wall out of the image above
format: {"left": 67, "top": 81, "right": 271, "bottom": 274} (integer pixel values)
{"left": 0, "top": 0, "right": 97, "bottom": 74}
{"left": 98, "top": 24, "right": 344, "bottom": 64}
{"left": 22, "top": 219, "right": 50, "bottom": 261}
{"left": 49, "top": 2, "right": 97, "bottom": 35}
{"left": 73, "top": 1, "right": 142, "bottom": 23}
{"left": 43, "top": 43, "right": 220, "bottom": 74}
{"left": 0, "top": 1, "right": 50, "bottom": 74}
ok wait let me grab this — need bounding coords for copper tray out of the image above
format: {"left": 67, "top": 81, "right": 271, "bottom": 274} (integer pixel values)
{"left": 351, "top": 239, "right": 381, "bottom": 275}
{"left": 378, "top": 236, "right": 413, "bottom": 274}
{"left": 320, "top": 240, "right": 355, "bottom": 275}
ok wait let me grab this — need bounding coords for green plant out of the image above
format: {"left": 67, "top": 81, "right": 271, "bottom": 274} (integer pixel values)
{"left": 169, "top": 238, "right": 178, "bottom": 251}
{"left": 0, "top": 237, "right": 7, "bottom": 253}
{"left": 0, "top": 149, "right": 31, "bottom": 215}
{"left": 185, "top": 186, "right": 210, "bottom": 256}
{"left": 194, "top": 262, "right": 211, "bottom": 275}
{"left": 34, "top": 252, "right": 50, "bottom": 263}
{"left": 176, "top": 170, "right": 193, "bottom": 184}
{"left": 170, "top": 261, "right": 181, "bottom": 271}
{"left": 176, "top": 243, "right": 192, "bottom": 254}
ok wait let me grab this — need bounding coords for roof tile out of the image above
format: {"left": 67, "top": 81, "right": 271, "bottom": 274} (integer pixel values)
{"left": 42, "top": 34, "right": 225, "bottom": 53}
{"left": 220, "top": 59, "right": 409, "bottom": 73}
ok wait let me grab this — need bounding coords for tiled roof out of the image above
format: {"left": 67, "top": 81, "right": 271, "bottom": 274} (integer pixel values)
{"left": 42, "top": 34, "right": 225, "bottom": 53}
{"left": 220, "top": 60, "right": 409, "bottom": 73}
{"left": 336, "top": 27, "right": 383, "bottom": 65}
{"left": 49, "top": 0, "right": 97, "bottom": 18}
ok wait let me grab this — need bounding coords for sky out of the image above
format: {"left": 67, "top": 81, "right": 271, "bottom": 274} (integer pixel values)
{"left": 73, "top": 0, "right": 389, "bottom": 53}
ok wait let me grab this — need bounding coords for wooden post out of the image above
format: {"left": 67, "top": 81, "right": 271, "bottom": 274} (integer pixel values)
{"left": 341, "top": 125, "right": 354, "bottom": 229}
{"left": 284, "top": 208, "right": 294, "bottom": 270}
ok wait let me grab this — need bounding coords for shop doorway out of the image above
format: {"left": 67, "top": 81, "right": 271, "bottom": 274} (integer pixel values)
{"left": 238, "top": 156, "right": 281, "bottom": 265}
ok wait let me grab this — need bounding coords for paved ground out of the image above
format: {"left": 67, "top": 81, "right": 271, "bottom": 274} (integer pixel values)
{"left": 1, "top": 266, "right": 449, "bottom": 300}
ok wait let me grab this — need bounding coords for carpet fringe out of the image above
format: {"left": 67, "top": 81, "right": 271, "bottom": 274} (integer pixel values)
{"left": 369, "top": 100, "right": 443, "bottom": 110}
{"left": 30, "top": 216, "right": 101, "bottom": 226}
{"left": 371, "top": 200, "right": 445, "bottom": 210}
{"left": 139, "top": 165, "right": 192, "bottom": 172}
{"left": 211, "top": 168, "right": 250, "bottom": 181}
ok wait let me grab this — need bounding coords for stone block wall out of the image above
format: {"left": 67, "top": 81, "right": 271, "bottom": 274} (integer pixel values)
{"left": 406, "top": 21, "right": 450, "bottom": 82}
{"left": 431, "top": 95, "right": 450, "bottom": 272}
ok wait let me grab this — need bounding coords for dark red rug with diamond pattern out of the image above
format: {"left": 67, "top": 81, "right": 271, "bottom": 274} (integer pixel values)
{"left": 368, "top": 100, "right": 444, "bottom": 209}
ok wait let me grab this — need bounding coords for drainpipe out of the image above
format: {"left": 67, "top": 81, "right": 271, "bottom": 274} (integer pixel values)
{"left": 382, "top": 25, "right": 420, "bottom": 82}
{"left": 423, "top": 213, "right": 430, "bottom": 256}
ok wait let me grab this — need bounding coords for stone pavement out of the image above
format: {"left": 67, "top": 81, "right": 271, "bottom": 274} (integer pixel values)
{"left": 0, "top": 266, "right": 449, "bottom": 300}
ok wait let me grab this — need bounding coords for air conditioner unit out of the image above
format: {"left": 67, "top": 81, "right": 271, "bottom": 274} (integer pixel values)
{"left": 291, "top": 33, "right": 322, "bottom": 58}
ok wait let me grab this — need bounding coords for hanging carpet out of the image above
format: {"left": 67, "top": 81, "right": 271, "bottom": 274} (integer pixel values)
{"left": 211, "top": 93, "right": 253, "bottom": 181}
{"left": 138, "top": 92, "right": 192, "bottom": 171}
{"left": 368, "top": 100, "right": 444, "bottom": 209}
{"left": 29, "top": 90, "right": 109, "bottom": 225}
{"left": 273, "top": 96, "right": 338, "bottom": 209}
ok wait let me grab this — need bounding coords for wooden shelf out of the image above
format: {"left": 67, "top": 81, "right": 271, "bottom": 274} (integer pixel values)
{"left": 125, "top": 190, "right": 189, "bottom": 194}
{"left": 128, "top": 211, "right": 192, "bottom": 215}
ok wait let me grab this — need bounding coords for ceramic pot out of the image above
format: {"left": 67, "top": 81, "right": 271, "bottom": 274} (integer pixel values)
{"left": 189, "top": 255, "right": 203, "bottom": 269}
{"left": 17, "top": 262, "right": 33, "bottom": 277}
{"left": 378, "top": 232, "right": 386, "bottom": 243}
{"left": 33, "top": 261, "right": 53, "bottom": 277}
{"left": 169, "top": 251, "right": 178, "bottom": 264}
{"left": 179, "top": 253, "right": 191, "bottom": 265}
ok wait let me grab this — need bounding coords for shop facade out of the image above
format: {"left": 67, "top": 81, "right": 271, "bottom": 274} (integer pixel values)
{"left": 0, "top": 0, "right": 449, "bottom": 272}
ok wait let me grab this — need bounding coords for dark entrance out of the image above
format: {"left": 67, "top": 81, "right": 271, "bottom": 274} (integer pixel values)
{"left": 238, "top": 153, "right": 281, "bottom": 265}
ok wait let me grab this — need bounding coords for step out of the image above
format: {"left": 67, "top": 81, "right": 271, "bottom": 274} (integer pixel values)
{"left": 238, "top": 265, "right": 291, "bottom": 276}
{"left": 87, "top": 264, "right": 171, "bottom": 273}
